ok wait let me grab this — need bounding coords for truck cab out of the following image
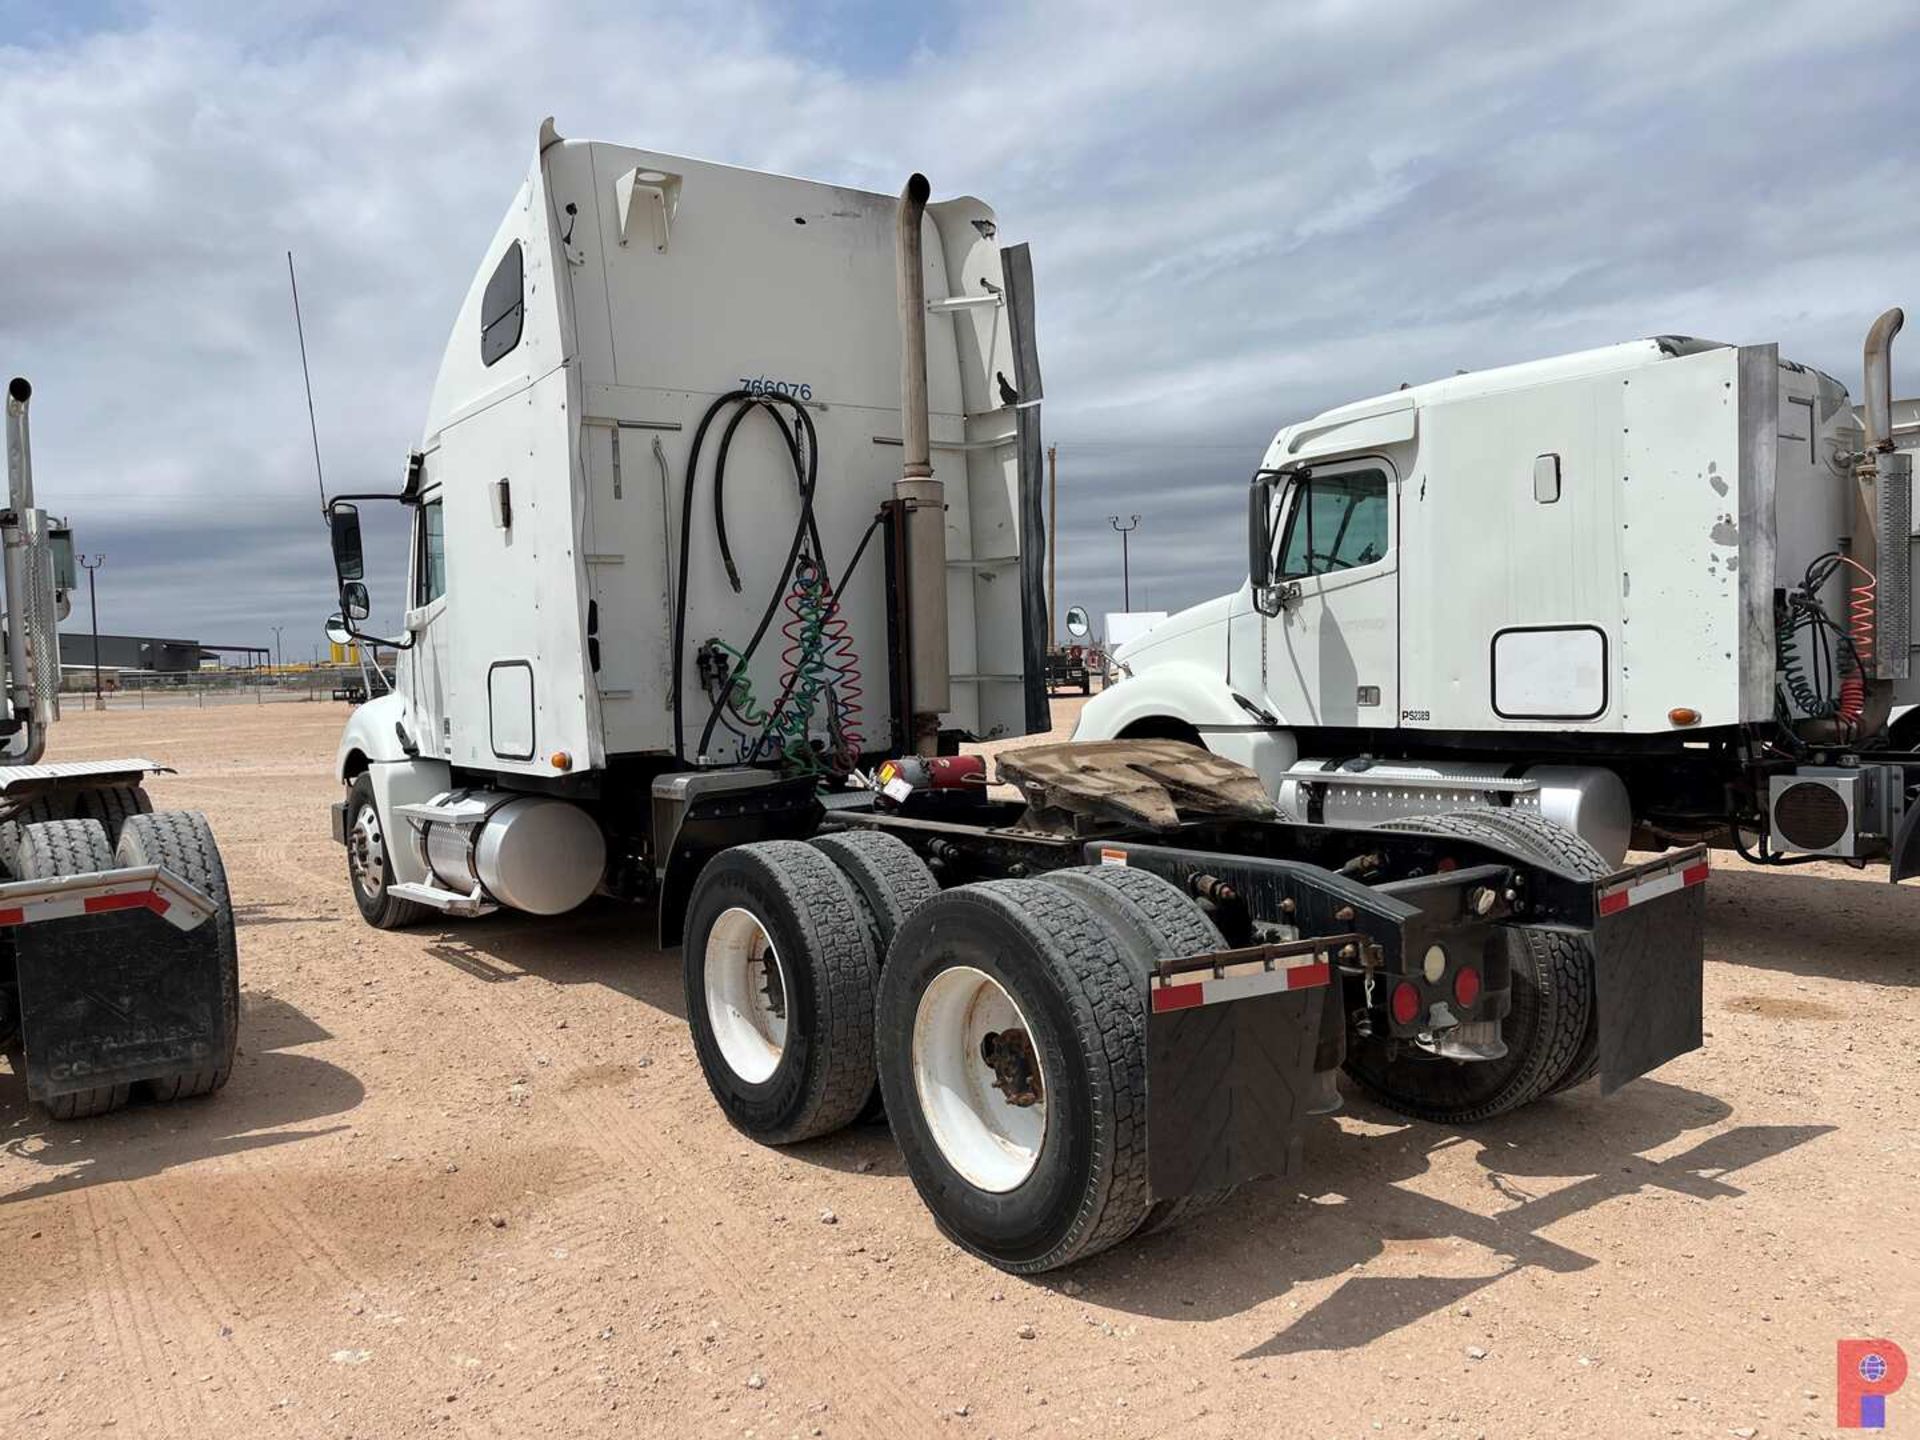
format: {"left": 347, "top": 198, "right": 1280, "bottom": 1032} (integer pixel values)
{"left": 1078, "top": 324, "right": 1920, "bottom": 871}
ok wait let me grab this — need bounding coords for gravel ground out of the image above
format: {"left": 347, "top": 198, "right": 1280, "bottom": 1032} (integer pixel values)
{"left": 2, "top": 699, "right": 1915, "bottom": 1439}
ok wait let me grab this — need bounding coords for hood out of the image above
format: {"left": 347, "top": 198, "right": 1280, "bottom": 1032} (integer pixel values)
{"left": 1115, "top": 592, "right": 1234, "bottom": 667}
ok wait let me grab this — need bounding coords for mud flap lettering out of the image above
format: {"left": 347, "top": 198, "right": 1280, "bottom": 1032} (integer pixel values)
{"left": 1591, "top": 847, "right": 1709, "bottom": 1093}
{"left": 13, "top": 906, "right": 229, "bottom": 1101}
{"left": 1146, "top": 969, "right": 1328, "bottom": 1202}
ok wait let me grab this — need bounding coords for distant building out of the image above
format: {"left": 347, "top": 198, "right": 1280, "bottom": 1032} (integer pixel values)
{"left": 59, "top": 633, "right": 212, "bottom": 674}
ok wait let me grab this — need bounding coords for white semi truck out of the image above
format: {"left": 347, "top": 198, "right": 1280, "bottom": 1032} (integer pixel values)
{"left": 1072, "top": 315, "right": 1920, "bottom": 881}
{"left": 325, "top": 121, "right": 1712, "bottom": 1273}
{"left": 0, "top": 377, "right": 240, "bottom": 1119}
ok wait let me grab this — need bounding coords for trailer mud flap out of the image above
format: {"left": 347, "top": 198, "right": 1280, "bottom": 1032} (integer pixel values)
{"left": 1144, "top": 941, "right": 1340, "bottom": 1201}
{"left": 10, "top": 871, "right": 228, "bottom": 1102}
{"left": 1591, "top": 847, "right": 1709, "bottom": 1094}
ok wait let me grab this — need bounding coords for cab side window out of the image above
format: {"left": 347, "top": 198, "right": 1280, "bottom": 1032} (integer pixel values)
{"left": 414, "top": 497, "right": 447, "bottom": 607}
{"left": 1277, "top": 468, "right": 1390, "bottom": 578}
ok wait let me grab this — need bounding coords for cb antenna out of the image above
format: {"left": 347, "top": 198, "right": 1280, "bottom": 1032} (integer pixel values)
{"left": 286, "top": 250, "right": 328, "bottom": 518}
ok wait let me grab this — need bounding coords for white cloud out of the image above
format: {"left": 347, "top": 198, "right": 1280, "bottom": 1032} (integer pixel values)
{"left": 1, "top": 0, "right": 1916, "bottom": 642}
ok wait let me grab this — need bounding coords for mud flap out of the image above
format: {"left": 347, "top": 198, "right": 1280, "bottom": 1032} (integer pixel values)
{"left": 13, "top": 899, "right": 229, "bottom": 1103}
{"left": 1591, "top": 846, "right": 1709, "bottom": 1094}
{"left": 1144, "top": 943, "right": 1337, "bottom": 1201}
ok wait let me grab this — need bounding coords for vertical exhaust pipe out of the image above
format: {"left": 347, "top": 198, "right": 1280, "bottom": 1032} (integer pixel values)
{"left": 4, "top": 378, "right": 44, "bottom": 760}
{"left": 1863, "top": 307, "right": 1904, "bottom": 452}
{"left": 894, "top": 173, "right": 949, "bottom": 754}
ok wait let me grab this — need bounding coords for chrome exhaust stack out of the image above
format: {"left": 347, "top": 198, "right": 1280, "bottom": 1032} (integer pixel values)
{"left": 1857, "top": 308, "right": 1911, "bottom": 688}
{"left": 3, "top": 377, "right": 45, "bottom": 760}
{"left": 894, "top": 173, "right": 950, "bottom": 755}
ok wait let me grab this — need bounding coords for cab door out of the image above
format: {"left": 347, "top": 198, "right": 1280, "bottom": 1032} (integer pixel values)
{"left": 401, "top": 484, "right": 451, "bottom": 758}
{"left": 1256, "top": 460, "right": 1398, "bottom": 726}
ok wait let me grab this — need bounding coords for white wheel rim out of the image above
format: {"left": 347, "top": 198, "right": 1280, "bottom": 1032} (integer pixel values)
{"left": 912, "top": 966, "right": 1047, "bottom": 1193}
{"left": 704, "top": 907, "right": 790, "bottom": 1084}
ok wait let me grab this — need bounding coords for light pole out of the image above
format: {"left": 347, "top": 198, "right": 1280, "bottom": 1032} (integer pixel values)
{"left": 271, "top": 625, "right": 284, "bottom": 674}
{"left": 1107, "top": 514, "right": 1140, "bottom": 612}
{"left": 79, "top": 553, "right": 105, "bottom": 710}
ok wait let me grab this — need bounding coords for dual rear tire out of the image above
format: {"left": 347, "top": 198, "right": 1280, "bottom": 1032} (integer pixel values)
{"left": 682, "top": 834, "right": 1238, "bottom": 1272}
{"left": 15, "top": 808, "right": 238, "bottom": 1121}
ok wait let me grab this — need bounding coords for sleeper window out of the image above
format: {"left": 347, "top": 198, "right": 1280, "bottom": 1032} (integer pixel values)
{"left": 480, "top": 241, "right": 524, "bottom": 366}
{"left": 1276, "top": 469, "right": 1390, "bottom": 578}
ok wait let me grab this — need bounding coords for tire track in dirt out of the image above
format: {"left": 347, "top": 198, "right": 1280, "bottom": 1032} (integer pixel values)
{"left": 450, "top": 980, "right": 931, "bottom": 1435}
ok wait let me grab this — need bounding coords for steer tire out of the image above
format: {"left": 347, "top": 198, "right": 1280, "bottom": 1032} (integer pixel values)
{"left": 74, "top": 784, "right": 154, "bottom": 846}
{"left": 1039, "top": 865, "right": 1245, "bottom": 1239}
{"left": 877, "top": 879, "right": 1152, "bottom": 1273}
{"left": 344, "top": 775, "right": 430, "bottom": 931}
{"left": 684, "top": 841, "right": 880, "bottom": 1145}
{"left": 18, "top": 819, "right": 130, "bottom": 1121}
{"left": 117, "top": 811, "right": 240, "bottom": 1102}
{"left": 1344, "top": 810, "right": 1602, "bottom": 1123}
{"left": 811, "top": 830, "right": 939, "bottom": 1122}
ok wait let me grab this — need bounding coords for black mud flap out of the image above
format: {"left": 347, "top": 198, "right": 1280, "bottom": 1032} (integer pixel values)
{"left": 1144, "top": 942, "right": 1339, "bottom": 1202}
{"left": 1590, "top": 846, "right": 1709, "bottom": 1094}
{"left": 14, "top": 896, "right": 230, "bottom": 1103}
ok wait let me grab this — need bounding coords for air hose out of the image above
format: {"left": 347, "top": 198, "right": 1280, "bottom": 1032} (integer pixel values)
{"left": 671, "top": 389, "right": 875, "bottom": 773}
{"left": 1775, "top": 551, "right": 1872, "bottom": 738}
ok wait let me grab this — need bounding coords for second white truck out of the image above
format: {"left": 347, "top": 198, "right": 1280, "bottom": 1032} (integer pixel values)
{"left": 1076, "top": 315, "right": 1920, "bottom": 879}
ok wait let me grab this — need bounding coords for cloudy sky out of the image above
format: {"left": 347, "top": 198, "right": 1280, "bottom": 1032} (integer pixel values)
{"left": 2, "top": 0, "right": 1916, "bottom": 659}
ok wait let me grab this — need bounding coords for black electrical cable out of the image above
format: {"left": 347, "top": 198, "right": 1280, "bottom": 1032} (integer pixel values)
{"left": 672, "top": 389, "right": 820, "bottom": 764}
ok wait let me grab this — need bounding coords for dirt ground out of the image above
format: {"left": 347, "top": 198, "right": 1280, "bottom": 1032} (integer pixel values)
{"left": 2, "top": 699, "right": 1916, "bottom": 1440}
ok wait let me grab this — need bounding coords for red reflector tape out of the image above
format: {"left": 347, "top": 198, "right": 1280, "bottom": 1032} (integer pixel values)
{"left": 83, "top": 890, "right": 167, "bottom": 916}
{"left": 0, "top": 907, "right": 21, "bottom": 926}
{"left": 1599, "top": 859, "right": 1710, "bottom": 917}
{"left": 1150, "top": 983, "right": 1205, "bottom": 1013}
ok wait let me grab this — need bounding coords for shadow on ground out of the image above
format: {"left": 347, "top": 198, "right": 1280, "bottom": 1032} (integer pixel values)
{"left": 1060, "top": 1076, "right": 1831, "bottom": 1356}
{"left": 0, "top": 991, "right": 363, "bottom": 1207}
{"left": 1705, "top": 866, "right": 1920, "bottom": 986}
{"left": 411, "top": 897, "right": 687, "bottom": 1020}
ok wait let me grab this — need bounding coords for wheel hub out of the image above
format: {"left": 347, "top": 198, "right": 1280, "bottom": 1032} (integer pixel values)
{"left": 349, "top": 803, "right": 386, "bottom": 900}
{"left": 912, "top": 966, "right": 1048, "bottom": 1193}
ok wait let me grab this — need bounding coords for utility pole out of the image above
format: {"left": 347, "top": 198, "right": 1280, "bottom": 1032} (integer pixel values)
{"left": 1107, "top": 514, "right": 1140, "bottom": 612}
{"left": 79, "top": 553, "right": 105, "bottom": 710}
{"left": 1046, "top": 444, "right": 1058, "bottom": 650}
{"left": 271, "top": 625, "right": 284, "bottom": 674}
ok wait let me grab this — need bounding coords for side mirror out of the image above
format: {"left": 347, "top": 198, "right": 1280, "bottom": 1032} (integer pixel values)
{"left": 330, "top": 502, "right": 365, "bottom": 583}
{"left": 341, "top": 580, "right": 370, "bottom": 621}
{"left": 1065, "top": 605, "right": 1090, "bottom": 639}
{"left": 324, "top": 613, "right": 353, "bottom": 648}
{"left": 1248, "top": 472, "right": 1277, "bottom": 589}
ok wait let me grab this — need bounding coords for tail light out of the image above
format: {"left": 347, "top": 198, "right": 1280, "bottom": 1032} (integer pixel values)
{"left": 1389, "top": 981, "right": 1420, "bottom": 1026}
{"left": 1453, "top": 966, "right": 1482, "bottom": 1008}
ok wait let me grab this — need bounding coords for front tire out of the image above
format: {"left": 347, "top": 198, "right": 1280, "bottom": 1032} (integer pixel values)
{"left": 345, "top": 775, "right": 429, "bottom": 930}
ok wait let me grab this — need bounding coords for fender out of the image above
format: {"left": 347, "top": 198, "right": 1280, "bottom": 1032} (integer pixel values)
{"left": 1073, "top": 661, "right": 1300, "bottom": 793}
{"left": 333, "top": 692, "right": 451, "bottom": 889}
